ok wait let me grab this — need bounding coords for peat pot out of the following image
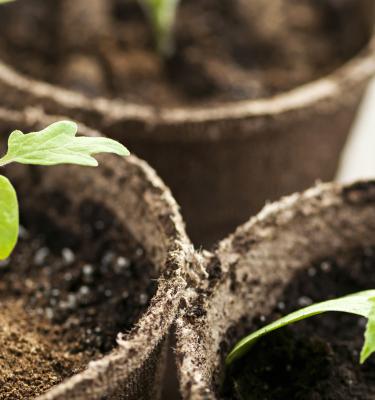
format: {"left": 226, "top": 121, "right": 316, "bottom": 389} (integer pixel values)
{"left": 0, "top": 1, "right": 374, "bottom": 246}
{"left": 0, "top": 107, "right": 192, "bottom": 400}
{"left": 176, "top": 180, "right": 375, "bottom": 399}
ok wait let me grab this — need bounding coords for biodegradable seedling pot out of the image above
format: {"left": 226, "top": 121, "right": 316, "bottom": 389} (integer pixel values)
{"left": 175, "top": 180, "right": 375, "bottom": 399}
{"left": 0, "top": 108, "right": 192, "bottom": 400}
{"left": 0, "top": 1, "right": 374, "bottom": 246}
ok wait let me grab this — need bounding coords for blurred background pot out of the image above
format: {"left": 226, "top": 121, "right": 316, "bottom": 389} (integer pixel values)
{"left": 0, "top": 107, "right": 191, "bottom": 400}
{"left": 175, "top": 180, "right": 375, "bottom": 399}
{"left": 0, "top": 1, "right": 374, "bottom": 247}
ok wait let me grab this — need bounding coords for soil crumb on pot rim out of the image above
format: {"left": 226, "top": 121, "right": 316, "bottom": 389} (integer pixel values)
{"left": 175, "top": 180, "right": 375, "bottom": 400}
{"left": 0, "top": 0, "right": 372, "bottom": 108}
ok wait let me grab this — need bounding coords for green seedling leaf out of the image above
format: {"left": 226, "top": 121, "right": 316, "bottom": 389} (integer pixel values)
{"left": 0, "top": 120, "right": 128, "bottom": 260}
{"left": 361, "top": 300, "right": 375, "bottom": 363}
{"left": 0, "top": 121, "right": 129, "bottom": 167}
{"left": 0, "top": 0, "right": 14, "bottom": 3}
{"left": 226, "top": 290, "right": 375, "bottom": 366}
{"left": 139, "top": 0, "right": 180, "bottom": 56}
{"left": 0, "top": 175, "right": 18, "bottom": 260}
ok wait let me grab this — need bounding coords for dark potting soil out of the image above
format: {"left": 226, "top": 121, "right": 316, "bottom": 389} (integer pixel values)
{"left": 224, "top": 247, "right": 375, "bottom": 400}
{"left": 0, "top": 213, "right": 157, "bottom": 399}
{"left": 0, "top": 0, "right": 370, "bottom": 107}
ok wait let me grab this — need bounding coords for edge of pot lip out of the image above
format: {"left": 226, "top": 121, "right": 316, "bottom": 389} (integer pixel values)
{"left": 0, "top": 22, "right": 375, "bottom": 129}
{"left": 179, "top": 179, "right": 369, "bottom": 312}
{"left": 216, "top": 179, "right": 375, "bottom": 266}
{"left": 0, "top": 106, "right": 194, "bottom": 399}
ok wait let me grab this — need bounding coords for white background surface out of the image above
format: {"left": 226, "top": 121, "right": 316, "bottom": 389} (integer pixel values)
{"left": 337, "top": 78, "right": 375, "bottom": 182}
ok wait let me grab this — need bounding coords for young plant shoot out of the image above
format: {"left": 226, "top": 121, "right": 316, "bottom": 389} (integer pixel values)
{"left": 0, "top": 120, "right": 129, "bottom": 260}
{"left": 227, "top": 290, "right": 375, "bottom": 366}
{"left": 139, "top": 0, "right": 180, "bottom": 56}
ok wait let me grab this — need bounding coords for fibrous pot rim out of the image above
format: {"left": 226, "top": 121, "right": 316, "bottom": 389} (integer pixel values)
{"left": 0, "top": 17, "right": 374, "bottom": 130}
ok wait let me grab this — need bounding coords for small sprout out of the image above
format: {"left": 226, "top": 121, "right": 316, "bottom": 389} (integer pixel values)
{"left": 139, "top": 0, "right": 180, "bottom": 56}
{"left": 0, "top": 121, "right": 129, "bottom": 260}
{"left": 226, "top": 290, "right": 375, "bottom": 366}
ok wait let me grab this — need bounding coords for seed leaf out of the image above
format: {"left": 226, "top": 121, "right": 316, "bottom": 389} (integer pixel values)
{"left": 0, "top": 121, "right": 129, "bottom": 167}
{"left": 361, "top": 300, "right": 375, "bottom": 363}
{"left": 0, "top": 175, "right": 18, "bottom": 260}
{"left": 226, "top": 290, "right": 375, "bottom": 365}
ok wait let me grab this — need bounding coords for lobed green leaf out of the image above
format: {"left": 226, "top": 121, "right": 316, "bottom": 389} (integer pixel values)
{"left": 0, "top": 120, "right": 128, "bottom": 260}
{"left": 0, "top": 121, "right": 129, "bottom": 167}
{"left": 226, "top": 290, "right": 375, "bottom": 365}
{"left": 0, "top": 175, "right": 18, "bottom": 260}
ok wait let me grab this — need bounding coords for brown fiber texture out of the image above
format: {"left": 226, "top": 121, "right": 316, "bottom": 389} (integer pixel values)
{"left": 0, "top": 107, "right": 192, "bottom": 400}
{"left": 175, "top": 180, "right": 375, "bottom": 399}
{"left": 0, "top": 2, "right": 374, "bottom": 246}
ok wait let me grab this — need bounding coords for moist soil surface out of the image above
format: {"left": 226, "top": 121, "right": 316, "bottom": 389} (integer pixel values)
{"left": 224, "top": 247, "right": 375, "bottom": 400}
{"left": 0, "top": 209, "right": 157, "bottom": 399}
{"left": 0, "top": 0, "right": 370, "bottom": 107}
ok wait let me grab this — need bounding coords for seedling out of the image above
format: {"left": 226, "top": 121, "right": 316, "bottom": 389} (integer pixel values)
{"left": 0, "top": 120, "right": 129, "bottom": 260}
{"left": 138, "top": 0, "right": 180, "bottom": 56}
{"left": 227, "top": 290, "right": 375, "bottom": 366}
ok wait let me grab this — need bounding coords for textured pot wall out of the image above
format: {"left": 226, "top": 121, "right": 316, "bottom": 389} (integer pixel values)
{"left": 120, "top": 98, "right": 362, "bottom": 247}
{"left": 0, "top": 107, "right": 192, "bottom": 400}
{"left": 175, "top": 181, "right": 375, "bottom": 399}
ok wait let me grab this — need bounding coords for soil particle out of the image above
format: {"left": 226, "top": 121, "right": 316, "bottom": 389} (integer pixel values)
{"left": 224, "top": 247, "right": 375, "bottom": 400}
{"left": 0, "top": 212, "right": 157, "bottom": 399}
{"left": 207, "top": 256, "right": 222, "bottom": 289}
{"left": 0, "top": 0, "right": 370, "bottom": 107}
